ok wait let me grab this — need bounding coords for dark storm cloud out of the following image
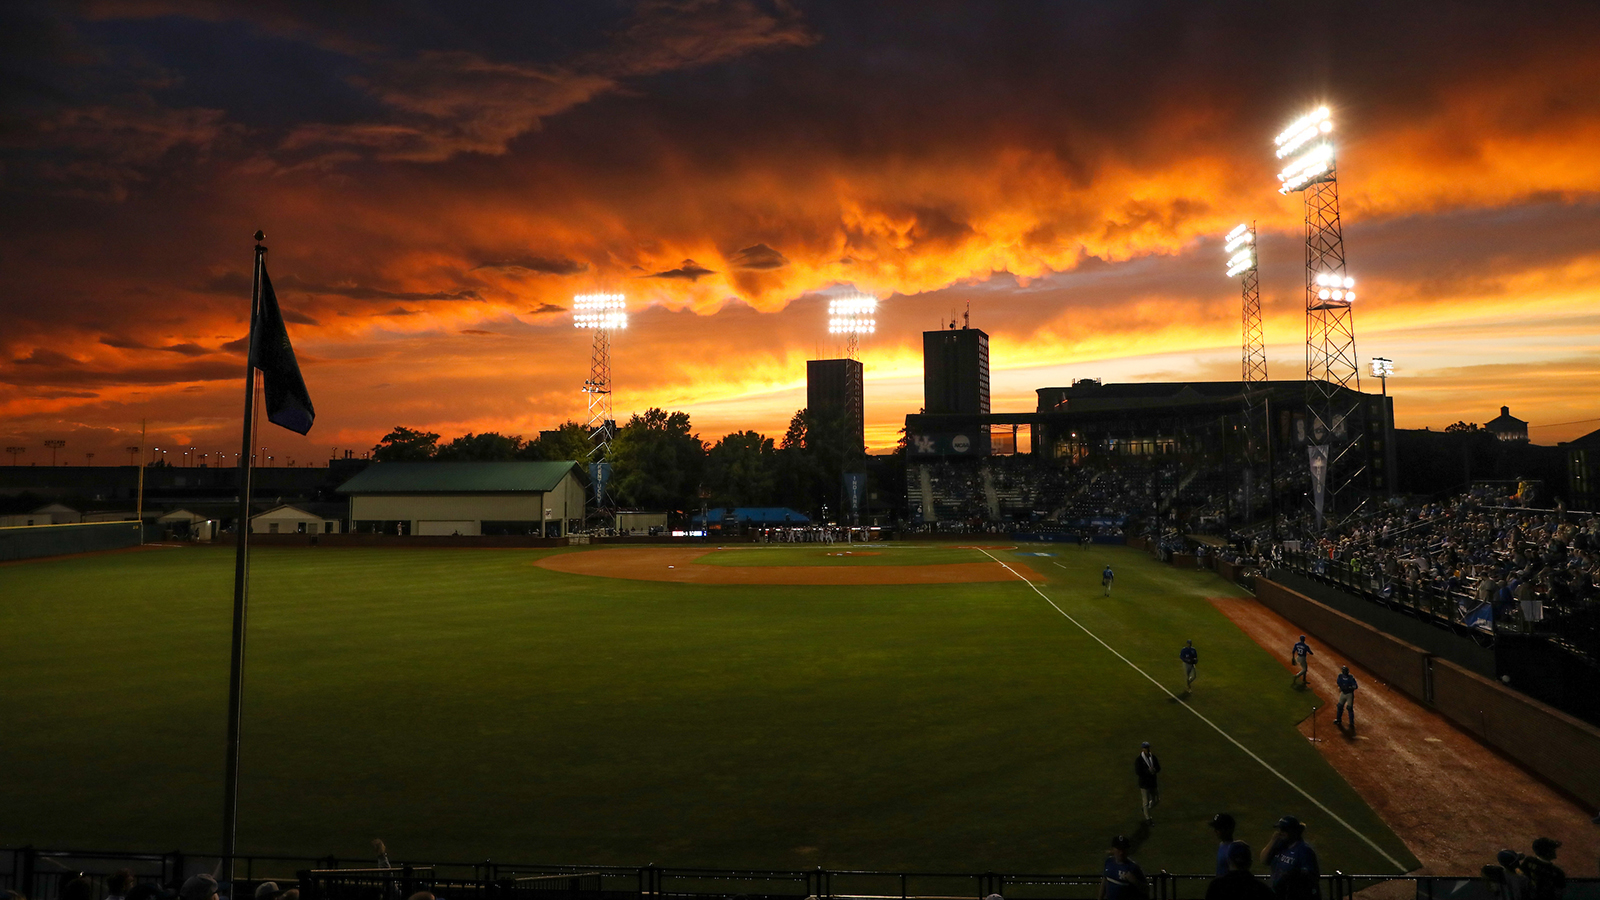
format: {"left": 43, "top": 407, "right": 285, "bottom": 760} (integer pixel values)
{"left": 526, "top": 303, "right": 565, "bottom": 314}
{"left": 472, "top": 255, "right": 588, "bottom": 276}
{"left": 728, "top": 243, "right": 789, "bottom": 270}
{"left": 1, "top": 356, "right": 239, "bottom": 387}
{"left": 647, "top": 259, "right": 716, "bottom": 281}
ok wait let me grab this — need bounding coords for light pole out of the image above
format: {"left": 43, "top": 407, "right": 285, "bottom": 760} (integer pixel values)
{"left": 5, "top": 446, "right": 23, "bottom": 465}
{"left": 126, "top": 446, "right": 140, "bottom": 465}
{"left": 86, "top": 452, "right": 95, "bottom": 465}
{"left": 44, "top": 439, "right": 66, "bottom": 466}
{"left": 1370, "top": 357, "right": 1393, "bottom": 398}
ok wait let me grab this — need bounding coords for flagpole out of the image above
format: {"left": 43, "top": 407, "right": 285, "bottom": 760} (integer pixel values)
{"left": 222, "top": 230, "right": 264, "bottom": 885}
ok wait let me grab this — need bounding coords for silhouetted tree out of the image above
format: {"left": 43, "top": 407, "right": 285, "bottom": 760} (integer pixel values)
{"left": 609, "top": 408, "right": 705, "bottom": 510}
{"left": 371, "top": 426, "right": 440, "bottom": 461}
{"left": 435, "top": 431, "right": 524, "bottom": 460}
{"left": 705, "top": 430, "right": 778, "bottom": 506}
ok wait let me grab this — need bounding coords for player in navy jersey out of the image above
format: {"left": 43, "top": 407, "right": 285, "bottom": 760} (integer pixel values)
{"left": 1103, "top": 565, "right": 1115, "bottom": 596}
{"left": 1334, "top": 666, "right": 1358, "bottom": 728}
{"left": 1180, "top": 640, "right": 1199, "bottom": 691}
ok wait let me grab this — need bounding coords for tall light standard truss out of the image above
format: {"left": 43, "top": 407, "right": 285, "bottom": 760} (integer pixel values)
{"left": 573, "top": 293, "right": 627, "bottom": 460}
{"left": 1226, "top": 223, "right": 1271, "bottom": 523}
{"left": 1275, "top": 105, "right": 1363, "bottom": 529}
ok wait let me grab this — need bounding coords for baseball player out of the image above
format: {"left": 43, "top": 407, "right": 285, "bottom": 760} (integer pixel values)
{"left": 1290, "top": 635, "right": 1314, "bottom": 687}
{"left": 1334, "top": 665, "right": 1358, "bottom": 728}
{"left": 1103, "top": 564, "right": 1115, "bottom": 596}
{"left": 1180, "top": 640, "right": 1199, "bottom": 691}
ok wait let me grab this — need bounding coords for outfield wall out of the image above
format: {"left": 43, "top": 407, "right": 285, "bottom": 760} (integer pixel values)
{"left": 250, "top": 533, "right": 569, "bottom": 548}
{"left": 1257, "top": 577, "right": 1600, "bottom": 808}
{"left": 1430, "top": 658, "right": 1600, "bottom": 808}
{"left": 0, "top": 521, "right": 143, "bottom": 561}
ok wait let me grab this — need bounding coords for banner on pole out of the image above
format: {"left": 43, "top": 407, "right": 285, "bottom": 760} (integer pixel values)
{"left": 844, "top": 472, "right": 867, "bottom": 520}
{"left": 1308, "top": 444, "right": 1329, "bottom": 529}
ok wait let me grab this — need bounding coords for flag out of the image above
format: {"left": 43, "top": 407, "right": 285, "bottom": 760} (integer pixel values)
{"left": 252, "top": 264, "right": 315, "bottom": 434}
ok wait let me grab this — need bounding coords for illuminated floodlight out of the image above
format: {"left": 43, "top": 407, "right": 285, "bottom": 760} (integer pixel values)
{"left": 1224, "top": 223, "right": 1256, "bottom": 277}
{"left": 1275, "top": 106, "right": 1335, "bottom": 193}
{"left": 1312, "top": 272, "right": 1356, "bottom": 302}
{"left": 572, "top": 293, "right": 627, "bottom": 330}
{"left": 1274, "top": 106, "right": 1332, "bottom": 158}
{"left": 1370, "top": 357, "right": 1394, "bottom": 378}
{"left": 827, "top": 293, "right": 878, "bottom": 335}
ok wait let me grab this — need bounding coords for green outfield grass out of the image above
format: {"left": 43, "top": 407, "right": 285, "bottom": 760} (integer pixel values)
{"left": 0, "top": 543, "right": 1416, "bottom": 875}
{"left": 697, "top": 544, "right": 992, "bottom": 566}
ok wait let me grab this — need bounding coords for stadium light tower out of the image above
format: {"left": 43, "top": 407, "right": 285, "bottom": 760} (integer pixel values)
{"left": 827, "top": 292, "right": 878, "bottom": 360}
{"left": 1226, "top": 223, "right": 1272, "bottom": 527}
{"left": 44, "top": 439, "right": 66, "bottom": 466}
{"left": 573, "top": 292, "right": 627, "bottom": 470}
{"left": 6, "top": 446, "right": 23, "bottom": 465}
{"left": 1275, "top": 104, "right": 1363, "bottom": 531}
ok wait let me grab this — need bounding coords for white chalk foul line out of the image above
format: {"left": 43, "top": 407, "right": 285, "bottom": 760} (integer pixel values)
{"left": 981, "top": 548, "right": 1406, "bottom": 872}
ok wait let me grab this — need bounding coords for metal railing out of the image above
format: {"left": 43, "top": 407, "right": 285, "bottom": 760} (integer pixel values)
{"left": 9, "top": 850, "right": 1599, "bottom": 900}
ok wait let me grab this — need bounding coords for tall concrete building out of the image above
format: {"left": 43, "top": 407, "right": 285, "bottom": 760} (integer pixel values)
{"left": 806, "top": 358, "right": 865, "bottom": 456}
{"left": 923, "top": 326, "right": 990, "bottom": 415}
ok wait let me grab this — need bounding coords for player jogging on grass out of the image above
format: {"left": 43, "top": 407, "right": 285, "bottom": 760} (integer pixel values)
{"left": 1334, "top": 666, "right": 1358, "bottom": 728}
{"left": 1103, "top": 564, "right": 1115, "bottom": 596}
{"left": 1290, "top": 636, "right": 1314, "bottom": 687}
{"left": 1180, "top": 640, "right": 1199, "bottom": 691}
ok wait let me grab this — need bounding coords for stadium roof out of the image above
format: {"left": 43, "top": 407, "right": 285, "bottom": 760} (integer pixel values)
{"left": 337, "top": 461, "right": 582, "bottom": 494}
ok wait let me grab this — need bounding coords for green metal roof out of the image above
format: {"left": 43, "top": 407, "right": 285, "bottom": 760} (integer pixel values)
{"left": 337, "top": 461, "right": 582, "bottom": 494}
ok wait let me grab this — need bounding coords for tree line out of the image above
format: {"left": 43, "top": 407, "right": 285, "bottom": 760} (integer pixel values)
{"left": 370, "top": 407, "right": 903, "bottom": 517}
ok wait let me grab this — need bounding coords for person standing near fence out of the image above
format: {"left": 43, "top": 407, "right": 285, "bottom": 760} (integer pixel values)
{"left": 1103, "top": 564, "right": 1116, "bottom": 596}
{"left": 1180, "top": 640, "right": 1199, "bottom": 692}
{"left": 1522, "top": 838, "right": 1565, "bottom": 900}
{"left": 1099, "top": 835, "right": 1147, "bottom": 900}
{"left": 1262, "top": 816, "right": 1320, "bottom": 900}
{"left": 1207, "top": 842, "right": 1273, "bottom": 900}
{"left": 1135, "top": 741, "right": 1161, "bottom": 824}
{"left": 1290, "top": 636, "right": 1314, "bottom": 688}
{"left": 1334, "top": 666, "right": 1358, "bottom": 729}
{"left": 1210, "top": 814, "right": 1237, "bottom": 876}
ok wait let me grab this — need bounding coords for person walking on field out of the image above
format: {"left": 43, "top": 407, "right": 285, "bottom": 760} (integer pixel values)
{"left": 1099, "top": 835, "right": 1147, "bottom": 900}
{"left": 1135, "top": 741, "right": 1161, "bottom": 824}
{"left": 1334, "top": 666, "right": 1358, "bottom": 728}
{"left": 1181, "top": 640, "right": 1200, "bottom": 691}
{"left": 1290, "top": 636, "right": 1314, "bottom": 687}
{"left": 1103, "top": 564, "right": 1116, "bottom": 596}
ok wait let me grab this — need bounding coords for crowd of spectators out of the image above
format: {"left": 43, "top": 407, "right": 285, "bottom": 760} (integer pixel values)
{"left": 1243, "top": 487, "right": 1600, "bottom": 636}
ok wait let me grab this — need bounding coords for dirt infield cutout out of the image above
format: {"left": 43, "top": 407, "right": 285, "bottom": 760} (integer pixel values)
{"left": 535, "top": 546, "right": 1043, "bottom": 585}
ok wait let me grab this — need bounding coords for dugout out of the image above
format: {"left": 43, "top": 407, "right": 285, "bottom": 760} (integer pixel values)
{"left": 339, "top": 460, "right": 586, "bottom": 537}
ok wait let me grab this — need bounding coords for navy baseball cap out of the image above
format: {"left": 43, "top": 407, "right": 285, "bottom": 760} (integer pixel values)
{"left": 1111, "top": 835, "right": 1131, "bottom": 851}
{"left": 1210, "top": 813, "right": 1236, "bottom": 832}
{"left": 1275, "top": 815, "right": 1302, "bottom": 830}
{"left": 1140, "top": 741, "right": 1150, "bottom": 748}
{"left": 1227, "top": 842, "right": 1252, "bottom": 867}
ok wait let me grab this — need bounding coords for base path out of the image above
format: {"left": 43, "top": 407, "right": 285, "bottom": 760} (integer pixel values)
{"left": 536, "top": 547, "right": 1042, "bottom": 585}
{"left": 1211, "top": 595, "right": 1600, "bottom": 876}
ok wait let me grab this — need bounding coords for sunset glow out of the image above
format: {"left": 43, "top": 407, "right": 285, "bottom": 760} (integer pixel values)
{"left": 4, "top": 2, "right": 1600, "bottom": 461}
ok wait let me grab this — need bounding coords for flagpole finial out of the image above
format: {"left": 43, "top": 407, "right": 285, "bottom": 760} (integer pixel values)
{"left": 254, "top": 229, "right": 265, "bottom": 243}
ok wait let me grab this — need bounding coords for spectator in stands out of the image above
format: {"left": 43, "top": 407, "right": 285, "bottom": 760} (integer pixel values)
{"left": 254, "top": 884, "right": 282, "bottom": 900}
{"left": 1522, "top": 838, "right": 1565, "bottom": 900}
{"left": 1209, "top": 813, "right": 1237, "bottom": 876}
{"left": 107, "top": 872, "right": 137, "bottom": 900}
{"left": 125, "top": 885, "right": 161, "bottom": 900}
{"left": 62, "top": 879, "right": 94, "bottom": 900}
{"left": 405, "top": 893, "right": 435, "bottom": 900}
{"left": 1262, "top": 816, "right": 1320, "bottom": 900}
{"left": 179, "top": 877, "right": 218, "bottom": 900}
{"left": 1098, "top": 835, "right": 1146, "bottom": 900}
{"left": 1207, "top": 842, "right": 1272, "bottom": 900}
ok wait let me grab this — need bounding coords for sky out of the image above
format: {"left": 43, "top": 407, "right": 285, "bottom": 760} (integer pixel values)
{"left": 3, "top": 0, "right": 1600, "bottom": 465}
